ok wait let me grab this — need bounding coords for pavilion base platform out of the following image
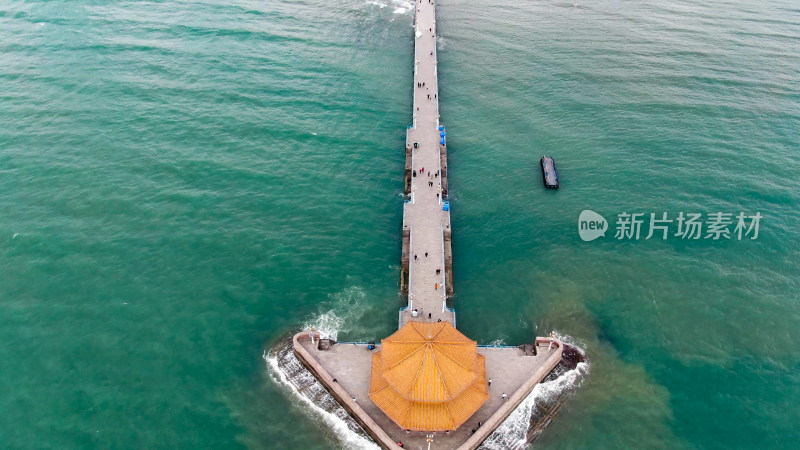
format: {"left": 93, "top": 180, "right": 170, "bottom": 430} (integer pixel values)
{"left": 293, "top": 333, "right": 563, "bottom": 450}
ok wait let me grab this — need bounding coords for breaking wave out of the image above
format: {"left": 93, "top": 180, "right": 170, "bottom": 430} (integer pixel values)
{"left": 264, "top": 292, "right": 380, "bottom": 449}
{"left": 480, "top": 332, "right": 589, "bottom": 449}
{"left": 366, "top": 0, "right": 414, "bottom": 15}
{"left": 479, "top": 362, "right": 589, "bottom": 449}
{"left": 264, "top": 343, "right": 379, "bottom": 450}
{"left": 303, "top": 310, "right": 344, "bottom": 341}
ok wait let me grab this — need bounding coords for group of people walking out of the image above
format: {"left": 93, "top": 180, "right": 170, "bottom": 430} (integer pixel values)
{"left": 409, "top": 0, "right": 449, "bottom": 321}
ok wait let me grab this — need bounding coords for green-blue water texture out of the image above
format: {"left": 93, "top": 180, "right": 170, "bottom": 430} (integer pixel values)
{"left": 1, "top": 0, "right": 798, "bottom": 448}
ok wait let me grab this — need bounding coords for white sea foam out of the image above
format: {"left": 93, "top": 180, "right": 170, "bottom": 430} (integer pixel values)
{"left": 366, "top": 0, "right": 414, "bottom": 15}
{"left": 303, "top": 284, "right": 372, "bottom": 341}
{"left": 482, "top": 361, "right": 589, "bottom": 449}
{"left": 264, "top": 347, "right": 379, "bottom": 450}
{"left": 555, "top": 331, "right": 589, "bottom": 353}
{"left": 265, "top": 289, "right": 380, "bottom": 448}
{"left": 304, "top": 310, "right": 344, "bottom": 341}
{"left": 480, "top": 334, "right": 589, "bottom": 450}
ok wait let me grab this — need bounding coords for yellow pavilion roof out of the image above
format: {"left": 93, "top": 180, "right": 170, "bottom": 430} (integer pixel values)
{"left": 368, "top": 321, "right": 489, "bottom": 431}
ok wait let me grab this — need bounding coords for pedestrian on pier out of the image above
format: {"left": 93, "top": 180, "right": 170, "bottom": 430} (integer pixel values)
{"left": 502, "top": 393, "right": 508, "bottom": 401}
{"left": 435, "top": 283, "right": 438, "bottom": 290}
{"left": 414, "top": 254, "right": 418, "bottom": 260}
{"left": 436, "top": 268, "right": 440, "bottom": 275}
{"left": 425, "top": 252, "right": 428, "bottom": 257}
{"left": 488, "top": 378, "right": 492, "bottom": 386}
{"left": 428, "top": 313, "right": 431, "bottom": 319}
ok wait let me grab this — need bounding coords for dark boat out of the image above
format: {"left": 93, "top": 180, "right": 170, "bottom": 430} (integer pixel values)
{"left": 540, "top": 156, "right": 559, "bottom": 189}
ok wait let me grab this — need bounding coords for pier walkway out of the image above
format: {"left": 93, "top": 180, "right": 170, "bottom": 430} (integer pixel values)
{"left": 289, "top": 2, "right": 567, "bottom": 448}
{"left": 401, "top": 0, "right": 454, "bottom": 327}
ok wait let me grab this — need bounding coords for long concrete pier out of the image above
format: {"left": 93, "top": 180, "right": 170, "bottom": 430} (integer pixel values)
{"left": 290, "top": 2, "right": 565, "bottom": 448}
{"left": 400, "top": 0, "right": 455, "bottom": 327}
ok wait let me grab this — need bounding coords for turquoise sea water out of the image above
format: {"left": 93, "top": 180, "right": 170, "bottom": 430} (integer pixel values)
{"left": 1, "top": 0, "right": 798, "bottom": 448}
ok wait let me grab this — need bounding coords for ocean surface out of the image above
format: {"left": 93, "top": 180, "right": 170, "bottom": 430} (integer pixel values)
{"left": 1, "top": 0, "right": 798, "bottom": 448}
